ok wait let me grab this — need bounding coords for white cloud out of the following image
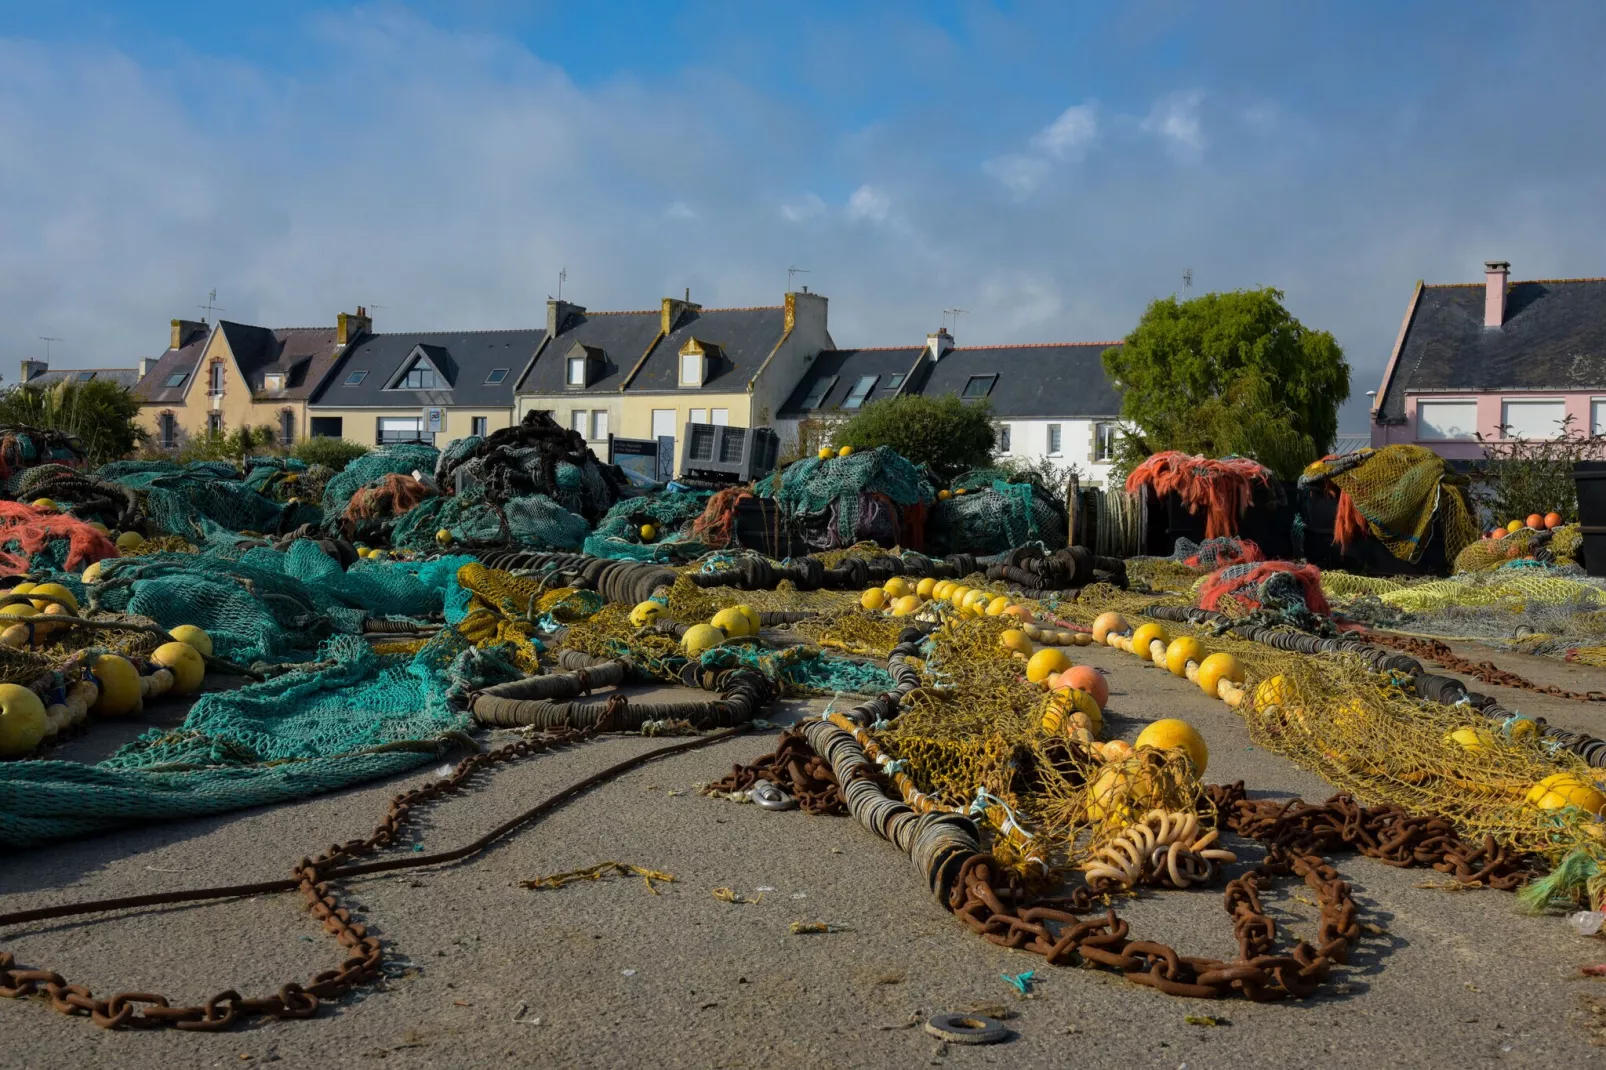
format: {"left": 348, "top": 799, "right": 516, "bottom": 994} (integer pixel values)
{"left": 1142, "top": 89, "right": 1205, "bottom": 151}
{"left": 979, "top": 272, "right": 1062, "bottom": 333}
{"left": 779, "top": 193, "right": 828, "bottom": 223}
{"left": 1029, "top": 103, "right": 1098, "bottom": 159}
{"left": 666, "top": 201, "right": 697, "bottom": 220}
{"left": 845, "top": 184, "right": 890, "bottom": 223}
{"left": 982, "top": 153, "right": 1051, "bottom": 197}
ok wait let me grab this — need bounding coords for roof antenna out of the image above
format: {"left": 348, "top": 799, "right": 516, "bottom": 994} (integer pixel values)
{"left": 941, "top": 308, "right": 968, "bottom": 333}
{"left": 37, "top": 336, "right": 62, "bottom": 361}
{"left": 1182, "top": 268, "right": 1193, "bottom": 295}
{"left": 199, "top": 288, "right": 225, "bottom": 324}
{"left": 557, "top": 266, "right": 567, "bottom": 302}
{"left": 788, "top": 265, "right": 810, "bottom": 292}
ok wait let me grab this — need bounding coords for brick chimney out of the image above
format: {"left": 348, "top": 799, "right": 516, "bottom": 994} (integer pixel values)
{"left": 137, "top": 357, "right": 156, "bottom": 380}
{"left": 926, "top": 327, "right": 955, "bottom": 361}
{"left": 337, "top": 306, "right": 373, "bottom": 346}
{"left": 170, "top": 318, "right": 207, "bottom": 350}
{"left": 661, "top": 295, "right": 701, "bottom": 334}
{"left": 19, "top": 359, "right": 46, "bottom": 384}
{"left": 547, "top": 299, "right": 585, "bottom": 337}
{"left": 1484, "top": 260, "right": 1510, "bottom": 328}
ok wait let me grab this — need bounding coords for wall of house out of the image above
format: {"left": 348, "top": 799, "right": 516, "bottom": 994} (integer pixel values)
{"left": 618, "top": 391, "right": 751, "bottom": 468}
{"left": 140, "top": 331, "right": 308, "bottom": 449}
{"left": 1372, "top": 390, "right": 1603, "bottom": 460}
{"left": 518, "top": 395, "right": 624, "bottom": 453}
{"left": 305, "top": 406, "right": 515, "bottom": 447}
{"left": 748, "top": 292, "right": 831, "bottom": 430}
{"left": 995, "top": 417, "right": 1120, "bottom": 487}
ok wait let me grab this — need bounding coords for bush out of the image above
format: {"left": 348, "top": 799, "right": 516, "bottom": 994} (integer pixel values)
{"left": 839, "top": 393, "right": 996, "bottom": 481}
{"left": 178, "top": 425, "right": 282, "bottom": 465}
{"left": 1474, "top": 415, "right": 1606, "bottom": 524}
{"left": 779, "top": 415, "right": 843, "bottom": 466}
{"left": 995, "top": 454, "right": 1084, "bottom": 506}
{"left": 0, "top": 379, "right": 147, "bottom": 466}
{"left": 292, "top": 436, "right": 371, "bottom": 473}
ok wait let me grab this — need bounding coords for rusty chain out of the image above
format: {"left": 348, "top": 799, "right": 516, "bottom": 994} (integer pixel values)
{"left": 704, "top": 732, "right": 849, "bottom": 815}
{"left": 1364, "top": 631, "right": 1606, "bottom": 703}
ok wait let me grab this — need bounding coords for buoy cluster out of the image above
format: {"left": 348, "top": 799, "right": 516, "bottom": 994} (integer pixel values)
{"left": 1486, "top": 511, "right": 1564, "bottom": 538}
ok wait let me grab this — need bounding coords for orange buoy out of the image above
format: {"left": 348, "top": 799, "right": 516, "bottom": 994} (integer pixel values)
{"left": 1525, "top": 513, "right": 1544, "bottom": 530}
{"left": 1059, "top": 664, "right": 1108, "bottom": 708}
{"left": 1545, "top": 512, "right": 1563, "bottom": 529}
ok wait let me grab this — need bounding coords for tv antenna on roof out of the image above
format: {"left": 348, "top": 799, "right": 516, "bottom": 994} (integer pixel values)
{"left": 1182, "top": 268, "right": 1193, "bottom": 294}
{"left": 787, "top": 266, "right": 810, "bottom": 291}
{"left": 199, "top": 289, "right": 225, "bottom": 323}
{"left": 557, "top": 266, "right": 567, "bottom": 302}
{"left": 941, "top": 308, "right": 968, "bottom": 332}
{"left": 37, "top": 336, "right": 61, "bottom": 361}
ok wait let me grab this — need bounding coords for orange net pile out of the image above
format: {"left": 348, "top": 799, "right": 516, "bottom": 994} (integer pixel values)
{"left": 1125, "top": 452, "right": 1272, "bottom": 539}
{"left": 0, "top": 502, "right": 118, "bottom": 573}
{"left": 345, "top": 474, "right": 437, "bottom": 522}
{"left": 691, "top": 487, "right": 756, "bottom": 549}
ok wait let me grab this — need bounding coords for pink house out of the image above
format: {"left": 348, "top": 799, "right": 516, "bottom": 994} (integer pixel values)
{"left": 1371, "top": 260, "right": 1606, "bottom": 462}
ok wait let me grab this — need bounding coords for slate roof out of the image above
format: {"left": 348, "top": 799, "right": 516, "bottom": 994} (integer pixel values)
{"left": 133, "top": 327, "right": 212, "bottom": 405}
{"left": 244, "top": 326, "right": 344, "bottom": 401}
{"left": 22, "top": 367, "right": 140, "bottom": 390}
{"left": 1376, "top": 278, "right": 1606, "bottom": 423}
{"left": 630, "top": 306, "right": 787, "bottom": 392}
{"left": 779, "top": 342, "right": 1123, "bottom": 420}
{"left": 515, "top": 311, "right": 662, "bottom": 395}
{"left": 311, "top": 329, "right": 546, "bottom": 408}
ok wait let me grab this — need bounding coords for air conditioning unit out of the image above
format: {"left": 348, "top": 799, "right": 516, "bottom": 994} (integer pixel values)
{"left": 679, "top": 423, "right": 779, "bottom": 483}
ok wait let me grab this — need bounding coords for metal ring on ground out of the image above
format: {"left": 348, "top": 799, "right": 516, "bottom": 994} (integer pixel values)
{"left": 924, "top": 1013, "right": 1010, "bottom": 1045}
{"left": 749, "top": 779, "right": 798, "bottom": 811}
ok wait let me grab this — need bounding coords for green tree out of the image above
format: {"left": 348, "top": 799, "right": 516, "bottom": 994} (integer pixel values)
{"left": 838, "top": 393, "right": 996, "bottom": 481}
{"left": 1102, "top": 288, "right": 1350, "bottom": 480}
{"left": 0, "top": 378, "right": 148, "bottom": 466}
{"left": 291, "top": 436, "right": 371, "bottom": 473}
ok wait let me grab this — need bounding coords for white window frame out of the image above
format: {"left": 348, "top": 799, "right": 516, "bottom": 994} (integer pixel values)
{"left": 1593, "top": 398, "right": 1606, "bottom": 438}
{"left": 680, "top": 352, "right": 705, "bottom": 387}
{"left": 711, "top": 408, "right": 729, "bottom": 426}
{"left": 1500, "top": 397, "right": 1565, "bottom": 441}
{"left": 377, "top": 416, "right": 424, "bottom": 444}
{"left": 571, "top": 409, "right": 589, "bottom": 436}
{"left": 160, "top": 413, "right": 177, "bottom": 448}
{"left": 998, "top": 424, "right": 1011, "bottom": 453}
{"left": 567, "top": 357, "right": 587, "bottom": 387}
{"left": 651, "top": 409, "right": 676, "bottom": 442}
{"left": 1094, "top": 421, "right": 1117, "bottom": 462}
{"left": 690, "top": 408, "right": 708, "bottom": 425}
{"left": 1047, "top": 423, "right": 1062, "bottom": 456}
{"left": 1415, "top": 398, "right": 1479, "bottom": 442}
{"left": 592, "top": 410, "right": 609, "bottom": 440}
{"left": 472, "top": 416, "right": 488, "bottom": 437}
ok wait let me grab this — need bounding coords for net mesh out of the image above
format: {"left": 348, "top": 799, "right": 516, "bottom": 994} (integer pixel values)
{"left": 1303, "top": 445, "right": 1479, "bottom": 564}
{"left": 1125, "top": 452, "right": 1272, "bottom": 539}
{"left": 754, "top": 446, "right": 934, "bottom": 549}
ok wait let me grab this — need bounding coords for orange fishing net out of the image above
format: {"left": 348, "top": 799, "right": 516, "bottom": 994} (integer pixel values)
{"left": 345, "top": 474, "right": 436, "bottom": 522}
{"left": 1125, "top": 452, "right": 1272, "bottom": 539}
{"left": 691, "top": 487, "right": 756, "bottom": 549}
{"left": 0, "top": 502, "right": 117, "bottom": 573}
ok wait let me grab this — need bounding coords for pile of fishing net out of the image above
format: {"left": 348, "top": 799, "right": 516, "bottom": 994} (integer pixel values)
{"left": 928, "top": 478, "right": 1067, "bottom": 556}
{"left": 0, "top": 425, "right": 85, "bottom": 486}
{"left": 240, "top": 456, "right": 310, "bottom": 503}
{"left": 754, "top": 446, "right": 934, "bottom": 550}
{"left": 98, "top": 459, "right": 321, "bottom": 545}
{"left": 343, "top": 473, "right": 440, "bottom": 543}
{"left": 433, "top": 411, "right": 625, "bottom": 524}
{"left": 1126, "top": 451, "right": 1272, "bottom": 539}
{"left": 1453, "top": 524, "right": 1582, "bottom": 573}
{"left": 6, "top": 464, "right": 143, "bottom": 531}
{"left": 389, "top": 486, "right": 590, "bottom": 552}
{"left": 1197, "top": 560, "right": 1330, "bottom": 617}
{"left": 320, "top": 443, "right": 441, "bottom": 518}
{"left": 0, "top": 501, "right": 117, "bottom": 574}
{"left": 1300, "top": 444, "right": 1478, "bottom": 564}
{"left": 1172, "top": 535, "right": 1264, "bottom": 570}
{"left": 583, "top": 490, "right": 713, "bottom": 561}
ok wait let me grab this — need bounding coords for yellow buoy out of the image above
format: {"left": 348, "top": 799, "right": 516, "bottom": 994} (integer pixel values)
{"left": 736, "top": 604, "right": 761, "bottom": 635}
{"left": 890, "top": 594, "right": 923, "bottom": 617}
{"left": 1026, "top": 648, "right": 1070, "bottom": 685}
{"left": 1092, "top": 612, "right": 1128, "bottom": 644}
{"left": 937, "top": 489, "right": 952, "bottom": 501}
{"left": 116, "top": 531, "right": 144, "bottom": 552}
{"left": 1129, "top": 622, "right": 1169, "bottom": 658}
{"left": 681, "top": 623, "right": 726, "bottom": 655}
{"left": 28, "top": 583, "right": 78, "bottom": 615}
{"left": 10, "top": 582, "right": 35, "bottom": 597}
{"left": 88, "top": 522, "right": 111, "bottom": 536}
{"left": 29, "top": 498, "right": 57, "bottom": 513}
{"left": 89, "top": 654, "right": 142, "bottom": 717}
{"left": 1506, "top": 519, "right": 1523, "bottom": 534}
{"left": 152, "top": 641, "right": 205, "bottom": 695}
{"left": 1196, "top": 652, "right": 1245, "bottom": 697}
{"left": 1086, "top": 763, "right": 1155, "bottom": 826}
{"left": 1526, "top": 773, "right": 1606, "bottom": 815}
{"left": 0, "top": 683, "right": 47, "bottom": 757}
{"left": 82, "top": 560, "right": 108, "bottom": 583}
{"left": 985, "top": 595, "right": 1011, "bottom": 617}
{"left": 1252, "top": 674, "right": 1299, "bottom": 711}
{"left": 711, "top": 607, "right": 752, "bottom": 638}
{"left": 629, "top": 600, "right": 665, "bottom": 627}
{"left": 817, "top": 447, "right": 833, "bottom": 460}
{"left": 915, "top": 577, "right": 937, "bottom": 600}
{"left": 883, "top": 577, "right": 911, "bottom": 599}
{"left": 837, "top": 446, "right": 854, "bottom": 457}
{"left": 1444, "top": 727, "right": 1494, "bottom": 754}
{"left": 640, "top": 524, "right": 658, "bottom": 541}
{"left": 435, "top": 528, "right": 454, "bottom": 546}
{"left": 169, "top": 624, "right": 214, "bottom": 658}
{"left": 954, "top": 488, "right": 967, "bottom": 496}
{"left": 860, "top": 587, "right": 887, "bottom": 611}
{"left": 1164, "top": 637, "right": 1205, "bottom": 677}
{"left": 1000, "top": 629, "right": 1033, "bottom": 656}
{"left": 0, "top": 602, "right": 38, "bottom": 621}
{"left": 1135, "top": 718, "right": 1208, "bottom": 774}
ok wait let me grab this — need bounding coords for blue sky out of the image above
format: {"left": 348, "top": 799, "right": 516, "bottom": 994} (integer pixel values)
{"left": 4, "top": 1, "right": 1605, "bottom": 430}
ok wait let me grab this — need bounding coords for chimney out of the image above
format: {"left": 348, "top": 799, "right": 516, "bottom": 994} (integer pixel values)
{"left": 547, "top": 299, "right": 585, "bottom": 338}
{"left": 661, "top": 295, "right": 701, "bottom": 334}
{"left": 337, "top": 306, "right": 373, "bottom": 346}
{"left": 170, "top": 318, "right": 207, "bottom": 350}
{"left": 138, "top": 357, "right": 156, "bottom": 380}
{"left": 19, "top": 359, "right": 46, "bottom": 384}
{"left": 927, "top": 327, "right": 955, "bottom": 361}
{"left": 1484, "top": 260, "right": 1510, "bottom": 328}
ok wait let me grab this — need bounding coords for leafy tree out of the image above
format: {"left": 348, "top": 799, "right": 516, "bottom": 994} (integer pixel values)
{"left": 291, "top": 436, "right": 371, "bottom": 473}
{"left": 0, "top": 378, "right": 148, "bottom": 466}
{"left": 1102, "top": 288, "right": 1350, "bottom": 480}
{"left": 1474, "top": 414, "right": 1606, "bottom": 525}
{"left": 838, "top": 393, "right": 996, "bottom": 481}
{"left": 994, "top": 453, "right": 1083, "bottom": 507}
{"left": 779, "top": 415, "right": 843, "bottom": 466}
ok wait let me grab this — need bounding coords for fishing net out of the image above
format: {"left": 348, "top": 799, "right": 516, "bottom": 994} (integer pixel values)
{"left": 1125, "top": 452, "right": 1272, "bottom": 539}
{"left": 1172, "top": 536, "right": 1263, "bottom": 570}
{"left": 388, "top": 488, "right": 589, "bottom": 552}
{"left": 0, "top": 426, "right": 86, "bottom": 484}
{"left": 321, "top": 444, "right": 441, "bottom": 519}
{"left": 1302, "top": 444, "right": 1478, "bottom": 564}
{"left": 1197, "top": 561, "right": 1330, "bottom": 617}
{"left": 1453, "top": 524, "right": 1582, "bottom": 572}
{"left": 754, "top": 446, "right": 934, "bottom": 550}
{"left": 0, "top": 501, "right": 118, "bottom": 573}
{"left": 928, "top": 480, "right": 1066, "bottom": 556}
{"left": 584, "top": 491, "right": 712, "bottom": 561}
{"left": 434, "top": 411, "right": 624, "bottom": 523}
{"left": 99, "top": 463, "right": 320, "bottom": 546}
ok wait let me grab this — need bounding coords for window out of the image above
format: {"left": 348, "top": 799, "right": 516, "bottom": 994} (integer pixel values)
{"left": 263, "top": 373, "right": 284, "bottom": 391}
{"left": 886, "top": 373, "right": 905, "bottom": 390}
{"left": 691, "top": 408, "right": 708, "bottom": 425}
{"left": 962, "top": 375, "right": 997, "bottom": 400}
{"left": 208, "top": 362, "right": 224, "bottom": 396}
{"left": 1501, "top": 399, "right": 1564, "bottom": 440}
{"left": 592, "top": 410, "right": 608, "bottom": 440}
{"left": 310, "top": 417, "right": 344, "bottom": 438}
{"left": 344, "top": 370, "right": 368, "bottom": 386}
{"left": 279, "top": 411, "right": 294, "bottom": 446}
{"left": 842, "top": 375, "right": 878, "bottom": 410}
{"left": 568, "top": 357, "right": 587, "bottom": 386}
{"left": 207, "top": 412, "right": 222, "bottom": 435}
{"left": 999, "top": 425, "right": 1011, "bottom": 452}
{"left": 484, "top": 368, "right": 509, "bottom": 385}
{"left": 165, "top": 372, "right": 188, "bottom": 389}
{"left": 1095, "top": 422, "right": 1118, "bottom": 462}
{"left": 572, "top": 410, "right": 589, "bottom": 435}
{"left": 472, "top": 416, "right": 488, "bottom": 437}
{"left": 651, "top": 409, "right": 676, "bottom": 443}
{"left": 711, "top": 408, "right": 728, "bottom": 426}
{"left": 1594, "top": 400, "right": 1606, "bottom": 436}
{"left": 799, "top": 375, "right": 836, "bottom": 410}
{"left": 76, "top": 371, "right": 95, "bottom": 382}
{"left": 401, "top": 363, "right": 439, "bottom": 389}
{"left": 159, "top": 413, "right": 177, "bottom": 448}
{"left": 1047, "top": 423, "right": 1062, "bottom": 455}
{"left": 680, "top": 352, "right": 704, "bottom": 387}
{"left": 1416, "top": 400, "right": 1477, "bottom": 441}
{"left": 377, "top": 417, "right": 424, "bottom": 444}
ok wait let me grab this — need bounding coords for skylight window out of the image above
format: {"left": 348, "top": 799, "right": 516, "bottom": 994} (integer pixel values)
{"left": 77, "top": 371, "right": 95, "bottom": 381}
{"left": 962, "top": 374, "right": 997, "bottom": 399}
{"left": 842, "top": 375, "right": 879, "bottom": 410}
{"left": 165, "top": 372, "right": 188, "bottom": 388}
{"left": 344, "top": 370, "right": 368, "bottom": 386}
{"left": 799, "top": 375, "right": 837, "bottom": 410}
{"left": 886, "top": 373, "right": 905, "bottom": 389}
{"left": 485, "top": 368, "right": 509, "bottom": 384}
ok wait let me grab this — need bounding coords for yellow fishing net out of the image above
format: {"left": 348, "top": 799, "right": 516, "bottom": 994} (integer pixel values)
{"left": 1312, "top": 444, "right": 1479, "bottom": 564}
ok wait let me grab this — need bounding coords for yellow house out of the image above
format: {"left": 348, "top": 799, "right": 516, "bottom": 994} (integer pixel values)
{"left": 307, "top": 326, "right": 544, "bottom": 447}
{"left": 513, "top": 289, "right": 831, "bottom": 470}
{"left": 134, "top": 312, "right": 360, "bottom": 449}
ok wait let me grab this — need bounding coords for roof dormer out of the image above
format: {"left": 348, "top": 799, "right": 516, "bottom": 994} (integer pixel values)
{"left": 679, "top": 338, "right": 723, "bottom": 388}
{"left": 566, "top": 341, "right": 605, "bottom": 389}
{"left": 386, "top": 345, "right": 451, "bottom": 391}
